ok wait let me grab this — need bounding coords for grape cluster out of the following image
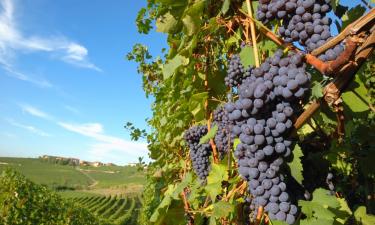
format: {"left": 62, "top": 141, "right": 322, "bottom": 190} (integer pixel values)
{"left": 224, "top": 50, "right": 312, "bottom": 224}
{"left": 213, "top": 107, "right": 234, "bottom": 158}
{"left": 184, "top": 126, "right": 212, "bottom": 181}
{"left": 231, "top": 103, "right": 298, "bottom": 224}
{"left": 225, "top": 54, "right": 253, "bottom": 88}
{"left": 326, "top": 173, "right": 335, "bottom": 195}
{"left": 257, "top": 0, "right": 344, "bottom": 62}
{"left": 225, "top": 50, "right": 309, "bottom": 122}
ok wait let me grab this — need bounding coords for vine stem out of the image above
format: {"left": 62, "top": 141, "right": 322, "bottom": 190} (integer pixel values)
{"left": 180, "top": 158, "right": 194, "bottom": 225}
{"left": 305, "top": 39, "right": 357, "bottom": 76}
{"left": 207, "top": 115, "right": 219, "bottom": 164}
{"left": 238, "top": 8, "right": 299, "bottom": 52}
{"left": 255, "top": 206, "right": 264, "bottom": 225}
{"left": 223, "top": 181, "right": 247, "bottom": 201}
{"left": 246, "top": 0, "right": 260, "bottom": 67}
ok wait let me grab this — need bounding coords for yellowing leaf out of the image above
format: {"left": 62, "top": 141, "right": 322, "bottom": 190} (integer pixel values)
{"left": 156, "top": 12, "right": 178, "bottom": 33}
{"left": 162, "top": 54, "right": 189, "bottom": 80}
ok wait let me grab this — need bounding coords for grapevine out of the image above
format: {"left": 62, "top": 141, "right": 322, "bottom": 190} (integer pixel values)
{"left": 129, "top": 0, "right": 375, "bottom": 224}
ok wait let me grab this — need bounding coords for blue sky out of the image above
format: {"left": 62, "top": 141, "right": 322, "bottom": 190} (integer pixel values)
{"left": 0, "top": 0, "right": 166, "bottom": 165}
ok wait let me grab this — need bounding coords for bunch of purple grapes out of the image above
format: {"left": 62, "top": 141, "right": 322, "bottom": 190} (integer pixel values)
{"left": 213, "top": 107, "right": 234, "bottom": 158}
{"left": 184, "top": 126, "right": 212, "bottom": 181}
{"left": 257, "top": 0, "right": 344, "bottom": 62}
{"left": 230, "top": 102, "right": 298, "bottom": 224}
{"left": 225, "top": 50, "right": 309, "bottom": 123}
{"left": 223, "top": 50, "right": 312, "bottom": 224}
{"left": 225, "top": 54, "right": 253, "bottom": 88}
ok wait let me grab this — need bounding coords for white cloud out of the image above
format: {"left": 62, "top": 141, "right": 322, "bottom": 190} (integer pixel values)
{"left": 19, "top": 104, "right": 52, "bottom": 120}
{"left": 58, "top": 122, "right": 149, "bottom": 162}
{"left": 3, "top": 65, "right": 53, "bottom": 88}
{"left": 6, "top": 118, "right": 51, "bottom": 137}
{"left": 0, "top": 0, "right": 101, "bottom": 71}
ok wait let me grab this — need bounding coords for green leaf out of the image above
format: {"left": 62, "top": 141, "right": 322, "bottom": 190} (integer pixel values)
{"left": 312, "top": 188, "right": 340, "bottom": 208}
{"left": 188, "top": 92, "right": 208, "bottom": 122}
{"left": 259, "top": 39, "right": 278, "bottom": 56}
{"left": 233, "top": 138, "right": 240, "bottom": 150}
{"left": 156, "top": 12, "right": 178, "bottom": 33}
{"left": 311, "top": 81, "right": 324, "bottom": 100}
{"left": 162, "top": 54, "right": 189, "bottom": 80}
{"left": 239, "top": 46, "right": 255, "bottom": 68}
{"left": 342, "top": 75, "right": 370, "bottom": 112}
{"left": 354, "top": 206, "right": 375, "bottom": 225}
{"left": 299, "top": 188, "right": 349, "bottom": 224}
{"left": 221, "top": 0, "right": 230, "bottom": 15}
{"left": 150, "top": 184, "right": 176, "bottom": 222}
{"left": 172, "top": 172, "right": 192, "bottom": 199}
{"left": 199, "top": 124, "right": 218, "bottom": 144}
{"left": 342, "top": 5, "right": 366, "bottom": 30}
{"left": 330, "top": 0, "right": 340, "bottom": 12}
{"left": 300, "top": 218, "right": 334, "bottom": 225}
{"left": 205, "top": 163, "right": 228, "bottom": 201}
{"left": 182, "top": 15, "right": 200, "bottom": 36}
{"left": 271, "top": 220, "right": 289, "bottom": 225}
{"left": 212, "top": 201, "right": 234, "bottom": 218}
{"left": 288, "top": 144, "right": 304, "bottom": 185}
{"left": 205, "top": 182, "right": 222, "bottom": 202}
{"left": 207, "top": 163, "right": 228, "bottom": 184}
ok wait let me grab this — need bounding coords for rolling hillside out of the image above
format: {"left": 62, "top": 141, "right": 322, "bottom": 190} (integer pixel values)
{"left": 0, "top": 157, "right": 145, "bottom": 197}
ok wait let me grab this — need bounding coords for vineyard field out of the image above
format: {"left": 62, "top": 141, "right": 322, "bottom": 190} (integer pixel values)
{"left": 72, "top": 195, "right": 141, "bottom": 225}
{"left": 0, "top": 157, "right": 145, "bottom": 196}
{"left": 0, "top": 157, "right": 92, "bottom": 189}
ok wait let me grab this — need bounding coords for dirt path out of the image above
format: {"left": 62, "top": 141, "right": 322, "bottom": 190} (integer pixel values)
{"left": 76, "top": 168, "right": 98, "bottom": 188}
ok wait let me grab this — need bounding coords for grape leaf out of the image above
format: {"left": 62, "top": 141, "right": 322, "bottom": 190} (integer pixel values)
{"left": 150, "top": 184, "right": 175, "bottom": 222}
{"left": 233, "top": 138, "right": 240, "bottom": 150}
{"left": 156, "top": 12, "right": 178, "bottom": 33}
{"left": 205, "top": 163, "right": 228, "bottom": 201}
{"left": 162, "top": 54, "right": 189, "bottom": 80}
{"left": 288, "top": 144, "right": 304, "bottom": 185}
{"left": 342, "top": 5, "right": 366, "bottom": 30}
{"left": 172, "top": 172, "right": 192, "bottom": 199}
{"left": 311, "top": 81, "right": 324, "bottom": 100}
{"left": 212, "top": 201, "right": 234, "bottom": 218}
{"left": 271, "top": 220, "right": 289, "bottom": 225}
{"left": 221, "top": 0, "right": 230, "bottom": 15}
{"left": 207, "top": 163, "right": 228, "bottom": 184}
{"left": 354, "top": 206, "right": 375, "bottom": 225}
{"left": 239, "top": 46, "right": 255, "bottom": 68}
{"left": 300, "top": 218, "right": 334, "bottom": 225}
{"left": 199, "top": 124, "right": 218, "bottom": 144}
{"left": 188, "top": 92, "right": 208, "bottom": 122}
{"left": 342, "top": 75, "right": 370, "bottom": 113}
{"left": 299, "top": 188, "right": 350, "bottom": 225}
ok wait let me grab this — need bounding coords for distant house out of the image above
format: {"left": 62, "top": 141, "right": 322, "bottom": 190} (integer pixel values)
{"left": 128, "top": 163, "right": 138, "bottom": 167}
{"left": 79, "top": 160, "right": 89, "bottom": 166}
{"left": 91, "top": 162, "right": 103, "bottom": 167}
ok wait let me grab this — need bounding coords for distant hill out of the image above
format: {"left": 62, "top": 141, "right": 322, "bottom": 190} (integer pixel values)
{"left": 0, "top": 157, "right": 146, "bottom": 197}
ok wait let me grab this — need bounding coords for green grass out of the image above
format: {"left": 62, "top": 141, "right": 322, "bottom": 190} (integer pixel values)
{"left": 0, "top": 157, "right": 92, "bottom": 189}
{"left": 78, "top": 164, "right": 146, "bottom": 188}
